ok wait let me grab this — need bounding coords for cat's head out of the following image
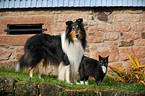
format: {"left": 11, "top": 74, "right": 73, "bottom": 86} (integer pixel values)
{"left": 99, "top": 55, "right": 109, "bottom": 67}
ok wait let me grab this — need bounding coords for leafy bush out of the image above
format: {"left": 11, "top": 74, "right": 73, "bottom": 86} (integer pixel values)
{"left": 107, "top": 49, "right": 145, "bottom": 85}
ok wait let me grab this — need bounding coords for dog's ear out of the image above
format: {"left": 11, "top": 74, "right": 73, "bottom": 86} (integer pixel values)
{"left": 99, "top": 55, "right": 101, "bottom": 58}
{"left": 76, "top": 18, "right": 83, "bottom": 23}
{"left": 65, "top": 21, "right": 73, "bottom": 26}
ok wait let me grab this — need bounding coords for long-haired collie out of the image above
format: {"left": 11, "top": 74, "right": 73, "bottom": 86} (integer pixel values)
{"left": 79, "top": 55, "right": 109, "bottom": 85}
{"left": 15, "top": 18, "right": 86, "bottom": 83}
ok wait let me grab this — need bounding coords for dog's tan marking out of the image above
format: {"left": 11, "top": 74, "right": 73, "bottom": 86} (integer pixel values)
{"left": 70, "top": 30, "right": 76, "bottom": 39}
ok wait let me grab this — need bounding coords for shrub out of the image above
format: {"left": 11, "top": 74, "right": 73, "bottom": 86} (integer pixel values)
{"left": 107, "top": 49, "right": 145, "bottom": 85}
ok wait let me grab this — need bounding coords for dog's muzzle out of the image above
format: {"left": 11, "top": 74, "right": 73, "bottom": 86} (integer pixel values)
{"left": 76, "top": 33, "right": 79, "bottom": 38}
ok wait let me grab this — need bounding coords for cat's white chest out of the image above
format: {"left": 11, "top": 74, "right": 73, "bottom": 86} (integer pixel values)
{"left": 101, "top": 66, "right": 107, "bottom": 73}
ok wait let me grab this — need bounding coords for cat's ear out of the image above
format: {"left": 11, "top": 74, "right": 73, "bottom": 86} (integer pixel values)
{"left": 106, "top": 56, "right": 109, "bottom": 59}
{"left": 99, "top": 55, "right": 102, "bottom": 61}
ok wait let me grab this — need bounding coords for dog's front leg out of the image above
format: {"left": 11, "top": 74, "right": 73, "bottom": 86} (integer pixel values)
{"left": 65, "top": 65, "right": 72, "bottom": 84}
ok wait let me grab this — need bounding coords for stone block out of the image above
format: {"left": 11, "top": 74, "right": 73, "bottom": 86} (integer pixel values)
{"left": 57, "top": 14, "right": 87, "bottom": 22}
{"left": 1, "top": 15, "right": 53, "bottom": 25}
{"left": 141, "top": 14, "right": 145, "bottom": 21}
{"left": 114, "top": 23, "right": 130, "bottom": 32}
{"left": 142, "top": 32, "right": 145, "bottom": 39}
{"left": 15, "top": 46, "right": 24, "bottom": 60}
{"left": 0, "top": 77, "right": 17, "bottom": 95}
{"left": 0, "top": 61, "right": 17, "bottom": 70}
{"left": 135, "top": 39, "right": 145, "bottom": 46}
{"left": 133, "top": 47, "right": 145, "bottom": 59}
{"left": 104, "top": 32, "right": 119, "bottom": 40}
{"left": 0, "top": 47, "right": 12, "bottom": 60}
{"left": 88, "top": 32, "right": 103, "bottom": 36}
{"left": 104, "top": 41, "right": 118, "bottom": 45}
{"left": 116, "top": 14, "right": 141, "bottom": 22}
{"left": 131, "top": 22, "right": 145, "bottom": 31}
{"left": 139, "top": 58, "right": 145, "bottom": 66}
{"left": 0, "top": 35, "right": 33, "bottom": 46}
{"left": 89, "top": 44, "right": 119, "bottom": 62}
{"left": 108, "top": 62, "right": 123, "bottom": 71}
{"left": 15, "top": 82, "right": 38, "bottom": 96}
{"left": 119, "top": 40, "right": 134, "bottom": 47}
{"left": 87, "top": 36, "right": 103, "bottom": 43}
{"left": 54, "top": 23, "right": 66, "bottom": 32}
{"left": 39, "top": 84, "right": 63, "bottom": 96}
{"left": 120, "top": 47, "right": 133, "bottom": 61}
{"left": 88, "top": 24, "right": 113, "bottom": 32}
{"left": 120, "top": 32, "right": 141, "bottom": 40}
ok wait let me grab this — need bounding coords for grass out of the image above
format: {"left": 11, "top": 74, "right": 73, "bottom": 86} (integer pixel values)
{"left": 0, "top": 67, "right": 145, "bottom": 94}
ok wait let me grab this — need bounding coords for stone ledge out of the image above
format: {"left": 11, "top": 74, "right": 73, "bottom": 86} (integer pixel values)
{"left": 0, "top": 77, "right": 144, "bottom": 96}
{"left": 0, "top": 35, "right": 34, "bottom": 46}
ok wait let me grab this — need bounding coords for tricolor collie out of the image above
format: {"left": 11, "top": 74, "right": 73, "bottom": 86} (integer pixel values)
{"left": 16, "top": 18, "right": 86, "bottom": 83}
{"left": 79, "top": 55, "right": 109, "bottom": 85}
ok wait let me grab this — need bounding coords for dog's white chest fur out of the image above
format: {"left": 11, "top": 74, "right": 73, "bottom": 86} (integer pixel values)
{"left": 61, "top": 33, "right": 84, "bottom": 80}
{"left": 61, "top": 33, "right": 84, "bottom": 66}
{"left": 101, "top": 66, "right": 107, "bottom": 73}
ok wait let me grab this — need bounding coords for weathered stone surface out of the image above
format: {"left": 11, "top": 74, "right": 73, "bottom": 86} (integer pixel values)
{"left": 131, "top": 22, "right": 145, "bottom": 31}
{"left": 120, "top": 47, "right": 145, "bottom": 61}
{"left": 87, "top": 36, "right": 103, "bottom": 43}
{"left": 116, "top": 14, "right": 141, "bottom": 22}
{"left": 1, "top": 15, "right": 53, "bottom": 25}
{"left": 135, "top": 39, "right": 145, "bottom": 46}
{"left": 88, "top": 32, "right": 103, "bottom": 36}
{"left": 0, "top": 47, "right": 12, "bottom": 60}
{"left": 0, "top": 77, "right": 17, "bottom": 95}
{"left": 57, "top": 14, "right": 87, "bottom": 22}
{"left": 0, "top": 61, "right": 17, "bottom": 69}
{"left": 88, "top": 24, "right": 113, "bottom": 32}
{"left": 119, "top": 40, "right": 134, "bottom": 47}
{"left": 120, "top": 32, "right": 141, "bottom": 40}
{"left": 89, "top": 44, "right": 119, "bottom": 62}
{"left": 0, "top": 35, "right": 33, "bottom": 45}
{"left": 133, "top": 47, "right": 145, "bottom": 59}
{"left": 15, "top": 46, "right": 24, "bottom": 60}
{"left": 15, "top": 82, "right": 38, "bottom": 96}
{"left": 39, "top": 84, "right": 63, "bottom": 96}
{"left": 104, "top": 32, "right": 119, "bottom": 40}
{"left": 54, "top": 23, "right": 66, "bottom": 31}
{"left": 142, "top": 14, "right": 145, "bottom": 21}
{"left": 142, "top": 32, "right": 145, "bottom": 39}
{"left": 104, "top": 41, "right": 118, "bottom": 45}
{"left": 120, "top": 47, "right": 133, "bottom": 61}
{"left": 108, "top": 62, "right": 123, "bottom": 72}
{"left": 114, "top": 23, "right": 130, "bottom": 32}
{"left": 139, "top": 58, "right": 145, "bottom": 66}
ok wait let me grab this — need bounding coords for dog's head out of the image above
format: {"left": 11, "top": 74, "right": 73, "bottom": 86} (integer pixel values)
{"left": 65, "top": 18, "right": 86, "bottom": 44}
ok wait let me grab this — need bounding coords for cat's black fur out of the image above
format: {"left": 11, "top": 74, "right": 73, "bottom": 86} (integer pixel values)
{"left": 79, "top": 55, "right": 109, "bottom": 85}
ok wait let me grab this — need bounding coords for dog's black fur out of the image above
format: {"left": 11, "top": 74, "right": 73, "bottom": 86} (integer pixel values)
{"left": 79, "top": 55, "right": 109, "bottom": 85}
{"left": 18, "top": 34, "right": 69, "bottom": 69}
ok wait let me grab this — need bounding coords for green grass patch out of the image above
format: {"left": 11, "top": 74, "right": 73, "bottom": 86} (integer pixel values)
{"left": 0, "top": 67, "right": 145, "bottom": 94}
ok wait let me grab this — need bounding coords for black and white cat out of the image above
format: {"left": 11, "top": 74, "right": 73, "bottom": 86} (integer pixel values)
{"left": 79, "top": 55, "right": 109, "bottom": 85}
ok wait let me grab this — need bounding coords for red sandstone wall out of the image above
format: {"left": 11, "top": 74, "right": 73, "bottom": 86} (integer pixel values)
{"left": 0, "top": 8, "right": 145, "bottom": 70}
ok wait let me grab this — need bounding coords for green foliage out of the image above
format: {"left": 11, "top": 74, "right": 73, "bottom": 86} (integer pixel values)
{"left": 107, "top": 49, "right": 145, "bottom": 85}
